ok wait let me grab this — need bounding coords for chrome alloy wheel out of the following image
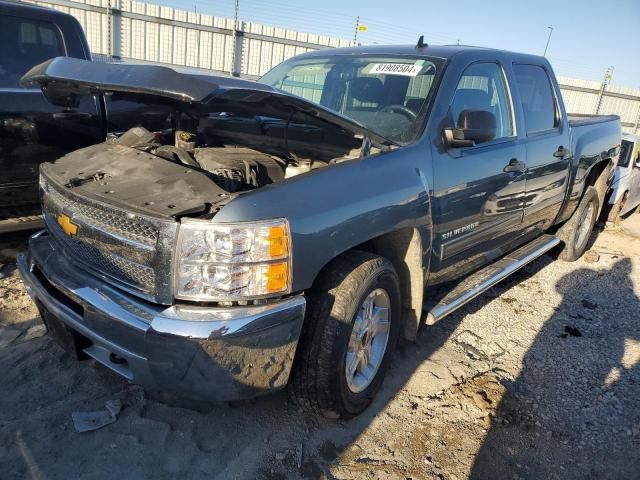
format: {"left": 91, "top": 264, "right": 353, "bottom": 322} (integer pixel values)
{"left": 345, "top": 288, "right": 391, "bottom": 394}
{"left": 574, "top": 200, "right": 595, "bottom": 250}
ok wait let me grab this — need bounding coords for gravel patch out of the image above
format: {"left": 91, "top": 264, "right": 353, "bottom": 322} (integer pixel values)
{"left": 1, "top": 215, "right": 639, "bottom": 479}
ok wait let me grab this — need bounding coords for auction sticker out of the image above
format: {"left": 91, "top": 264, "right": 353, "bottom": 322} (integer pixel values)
{"left": 367, "top": 63, "right": 423, "bottom": 76}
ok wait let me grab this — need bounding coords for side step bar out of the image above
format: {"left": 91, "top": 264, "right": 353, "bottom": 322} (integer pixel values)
{"left": 0, "top": 215, "right": 44, "bottom": 234}
{"left": 425, "top": 234, "right": 560, "bottom": 325}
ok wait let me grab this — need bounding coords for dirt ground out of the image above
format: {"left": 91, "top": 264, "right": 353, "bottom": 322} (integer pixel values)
{"left": 1, "top": 214, "right": 639, "bottom": 480}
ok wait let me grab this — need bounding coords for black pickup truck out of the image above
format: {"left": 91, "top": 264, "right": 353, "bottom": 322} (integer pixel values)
{"left": 0, "top": 0, "right": 170, "bottom": 232}
{"left": 18, "top": 42, "right": 620, "bottom": 418}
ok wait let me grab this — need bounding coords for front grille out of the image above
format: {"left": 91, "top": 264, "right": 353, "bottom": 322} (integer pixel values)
{"left": 41, "top": 174, "right": 178, "bottom": 305}
{"left": 47, "top": 187, "right": 158, "bottom": 245}
{"left": 58, "top": 235, "right": 156, "bottom": 291}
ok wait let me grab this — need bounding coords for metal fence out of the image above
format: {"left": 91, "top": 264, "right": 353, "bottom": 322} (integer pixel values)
{"left": 23, "top": 0, "right": 640, "bottom": 134}
{"left": 26, "top": 0, "right": 351, "bottom": 77}
{"left": 558, "top": 76, "right": 640, "bottom": 134}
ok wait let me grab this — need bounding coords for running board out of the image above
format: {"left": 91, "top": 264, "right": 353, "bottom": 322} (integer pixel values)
{"left": 425, "top": 234, "right": 560, "bottom": 325}
{"left": 0, "top": 215, "right": 44, "bottom": 234}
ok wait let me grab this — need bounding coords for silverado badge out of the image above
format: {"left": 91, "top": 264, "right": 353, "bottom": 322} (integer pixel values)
{"left": 57, "top": 214, "right": 78, "bottom": 237}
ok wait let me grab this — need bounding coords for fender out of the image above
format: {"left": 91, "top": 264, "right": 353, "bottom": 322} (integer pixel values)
{"left": 214, "top": 144, "right": 433, "bottom": 312}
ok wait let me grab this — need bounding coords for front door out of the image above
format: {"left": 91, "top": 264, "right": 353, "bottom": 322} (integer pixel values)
{"left": 430, "top": 61, "right": 526, "bottom": 284}
{"left": 0, "top": 13, "right": 101, "bottom": 213}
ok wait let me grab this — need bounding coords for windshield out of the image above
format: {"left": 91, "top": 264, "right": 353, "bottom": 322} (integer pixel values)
{"left": 259, "top": 54, "right": 443, "bottom": 143}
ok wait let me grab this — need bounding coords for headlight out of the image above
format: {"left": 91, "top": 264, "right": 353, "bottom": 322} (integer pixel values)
{"left": 175, "top": 219, "right": 291, "bottom": 301}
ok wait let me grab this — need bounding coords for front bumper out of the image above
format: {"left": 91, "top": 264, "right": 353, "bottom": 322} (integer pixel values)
{"left": 18, "top": 231, "right": 306, "bottom": 401}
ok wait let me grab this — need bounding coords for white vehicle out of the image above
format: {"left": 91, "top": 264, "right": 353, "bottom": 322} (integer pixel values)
{"left": 608, "top": 133, "right": 640, "bottom": 223}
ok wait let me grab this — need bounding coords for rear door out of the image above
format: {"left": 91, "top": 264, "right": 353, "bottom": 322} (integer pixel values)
{"left": 512, "top": 64, "right": 571, "bottom": 232}
{"left": 0, "top": 10, "right": 102, "bottom": 212}
{"left": 430, "top": 61, "right": 526, "bottom": 283}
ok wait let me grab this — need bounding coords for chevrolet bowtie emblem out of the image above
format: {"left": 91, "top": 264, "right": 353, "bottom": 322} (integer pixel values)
{"left": 57, "top": 214, "right": 78, "bottom": 236}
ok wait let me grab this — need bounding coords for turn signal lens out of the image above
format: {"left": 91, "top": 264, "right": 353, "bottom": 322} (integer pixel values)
{"left": 265, "top": 262, "right": 288, "bottom": 293}
{"left": 268, "top": 226, "right": 288, "bottom": 258}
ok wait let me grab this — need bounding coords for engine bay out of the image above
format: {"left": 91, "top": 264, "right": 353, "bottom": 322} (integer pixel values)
{"left": 42, "top": 116, "right": 376, "bottom": 220}
{"left": 111, "top": 122, "right": 365, "bottom": 195}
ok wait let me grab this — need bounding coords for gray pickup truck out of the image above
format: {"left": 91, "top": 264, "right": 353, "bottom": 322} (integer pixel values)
{"left": 18, "top": 43, "right": 620, "bottom": 418}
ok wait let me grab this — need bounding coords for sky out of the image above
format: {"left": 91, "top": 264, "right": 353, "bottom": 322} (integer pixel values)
{"left": 157, "top": 0, "right": 640, "bottom": 86}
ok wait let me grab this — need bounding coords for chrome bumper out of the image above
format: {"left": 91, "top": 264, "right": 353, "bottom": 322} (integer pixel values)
{"left": 18, "top": 231, "right": 306, "bottom": 401}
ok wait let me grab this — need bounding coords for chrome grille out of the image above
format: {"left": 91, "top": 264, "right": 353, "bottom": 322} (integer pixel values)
{"left": 56, "top": 235, "right": 156, "bottom": 291}
{"left": 41, "top": 174, "right": 178, "bottom": 305}
{"left": 47, "top": 186, "right": 159, "bottom": 245}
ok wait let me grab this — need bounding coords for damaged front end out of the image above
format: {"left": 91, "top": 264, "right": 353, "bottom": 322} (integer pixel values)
{"left": 23, "top": 57, "right": 393, "bottom": 214}
{"left": 17, "top": 58, "right": 397, "bottom": 400}
{"left": 21, "top": 57, "right": 394, "bottom": 304}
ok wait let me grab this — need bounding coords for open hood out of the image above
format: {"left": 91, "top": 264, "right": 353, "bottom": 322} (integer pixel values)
{"left": 21, "top": 57, "right": 395, "bottom": 147}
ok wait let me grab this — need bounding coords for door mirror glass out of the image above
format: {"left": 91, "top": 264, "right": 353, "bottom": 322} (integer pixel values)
{"left": 444, "top": 109, "right": 497, "bottom": 147}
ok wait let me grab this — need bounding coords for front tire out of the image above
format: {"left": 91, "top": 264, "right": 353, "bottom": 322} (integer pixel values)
{"left": 291, "top": 251, "right": 401, "bottom": 419}
{"left": 557, "top": 186, "right": 599, "bottom": 261}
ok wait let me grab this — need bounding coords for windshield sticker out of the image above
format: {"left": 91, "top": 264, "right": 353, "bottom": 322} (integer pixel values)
{"left": 366, "top": 63, "right": 423, "bottom": 76}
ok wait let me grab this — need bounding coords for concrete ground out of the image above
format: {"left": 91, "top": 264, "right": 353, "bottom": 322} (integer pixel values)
{"left": 1, "top": 213, "right": 639, "bottom": 480}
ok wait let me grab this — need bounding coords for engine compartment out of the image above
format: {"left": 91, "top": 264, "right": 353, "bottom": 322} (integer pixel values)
{"left": 112, "top": 124, "right": 358, "bottom": 194}
{"left": 43, "top": 104, "right": 386, "bottom": 220}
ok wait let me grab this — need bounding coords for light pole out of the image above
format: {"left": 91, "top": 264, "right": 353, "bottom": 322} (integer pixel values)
{"left": 543, "top": 26, "right": 553, "bottom": 56}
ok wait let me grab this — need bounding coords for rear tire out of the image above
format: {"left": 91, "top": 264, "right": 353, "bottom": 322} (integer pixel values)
{"left": 557, "top": 186, "right": 599, "bottom": 261}
{"left": 291, "top": 251, "right": 401, "bottom": 419}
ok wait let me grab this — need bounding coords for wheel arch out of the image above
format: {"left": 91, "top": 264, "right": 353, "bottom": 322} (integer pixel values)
{"left": 584, "top": 158, "right": 614, "bottom": 218}
{"left": 309, "top": 227, "right": 427, "bottom": 342}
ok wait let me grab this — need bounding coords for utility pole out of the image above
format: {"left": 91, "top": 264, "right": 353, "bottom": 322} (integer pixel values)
{"left": 353, "top": 16, "right": 360, "bottom": 46}
{"left": 595, "top": 66, "right": 614, "bottom": 115}
{"left": 107, "top": 0, "right": 111, "bottom": 57}
{"left": 231, "top": 0, "right": 241, "bottom": 76}
{"left": 543, "top": 26, "right": 553, "bottom": 56}
{"left": 108, "top": 0, "right": 122, "bottom": 60}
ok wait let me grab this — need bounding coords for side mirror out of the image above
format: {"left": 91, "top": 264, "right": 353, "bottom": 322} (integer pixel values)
{"left": 444, "top": 109, "right": 497, "bottom": 148}
{"left": 41, "top": 83, "right": 81, "bottom": 109}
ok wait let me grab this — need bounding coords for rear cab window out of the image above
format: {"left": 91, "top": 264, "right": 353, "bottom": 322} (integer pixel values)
{"left": 513, "top": 64, "right": 559, "bottom": 135}
{"left": 0, "top": 15, "right": 65, "bottom": 88}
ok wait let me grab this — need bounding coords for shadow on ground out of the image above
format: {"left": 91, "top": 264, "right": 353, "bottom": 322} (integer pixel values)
{"left": 471, "top": 258, "right": 640, "bottom": 479}
{"left": 2, "top": 223, "right": 639, "bottom": 479}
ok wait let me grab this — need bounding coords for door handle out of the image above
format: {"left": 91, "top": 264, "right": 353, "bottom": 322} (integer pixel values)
{"left": 553, "top": 146, "right": 570, "bottom": 158}
{"left": 53, "top": 111, "right": 93, "bottom": 121}
{"left": 503, "top": 158, "right": 526, "bottom": 173}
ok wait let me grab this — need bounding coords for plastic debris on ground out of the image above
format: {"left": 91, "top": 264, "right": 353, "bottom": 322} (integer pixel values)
{"left": 72, "top": 400, "right": 122, "bottom": 433}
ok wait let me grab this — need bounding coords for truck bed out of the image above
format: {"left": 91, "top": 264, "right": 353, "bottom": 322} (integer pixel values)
{"left": 568, "top": 114, "right": 620, "bottom": 127}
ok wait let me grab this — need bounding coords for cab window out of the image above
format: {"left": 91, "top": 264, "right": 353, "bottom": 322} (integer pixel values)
{"left": 450, "top": 62, "right": 514, "bottom": 143}
{"left": 513, "top": 64, "right": 559, "bottom": 134}
{"left": 0, "top": 16, "right": 65, "bottom": 88}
